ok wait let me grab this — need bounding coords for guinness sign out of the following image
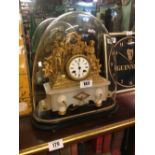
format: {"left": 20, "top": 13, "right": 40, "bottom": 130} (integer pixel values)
{"left": 104, "top": 32, "right": 135, "bottom": 92}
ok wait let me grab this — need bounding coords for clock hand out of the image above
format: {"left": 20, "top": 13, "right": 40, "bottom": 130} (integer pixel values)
{"left": 77, "top": 60, "right": 82, "bottom": 76}
{"left": 78, "top": 73, "right": 80, "bottom": 78}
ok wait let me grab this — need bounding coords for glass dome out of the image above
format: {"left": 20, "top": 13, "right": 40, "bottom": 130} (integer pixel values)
{"left": 32, "top": 11, "right": 117, "bottom": 125}
{"left": 31, "top": 18, "right": 55, "bottom": 55}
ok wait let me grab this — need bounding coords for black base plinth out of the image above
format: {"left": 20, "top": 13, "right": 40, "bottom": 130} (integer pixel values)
{"left": 32, "top": 98, "right": 117, "bottom": 130}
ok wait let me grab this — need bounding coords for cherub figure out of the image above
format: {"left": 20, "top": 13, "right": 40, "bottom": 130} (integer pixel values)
{"left": 65, "top": 32, "right": 86, "bottom": 55}
{"left": 52, "top": 41, "right": 65, "bottom": 74}
{"left": 86, "top": 40, "right": 97, "bottom": 69}
{"left": 86, "top": 40, "right": 101, "bottom": 73}
{"left": 86, "top": 40, "right": 96, "bottom": 56}
{"left": 42, "top": 61, "right": 53, "bottom": 78}
{"left": 59, "top": 41, "right": 66, "bottom": 73}
{"left": 59, "top": 41, "right": 66, "bottom": 60}
{"left": 76, "top": 34, "right": 86, "bottom": 53}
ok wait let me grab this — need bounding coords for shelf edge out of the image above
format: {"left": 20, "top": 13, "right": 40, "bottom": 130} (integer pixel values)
{"left": 19, "top": 117, "right": 135, "bottom": 155}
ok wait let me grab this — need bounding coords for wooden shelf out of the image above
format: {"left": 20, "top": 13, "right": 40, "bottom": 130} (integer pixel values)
{"left": 19, "top": 91, "right": 135, "bottom": 155}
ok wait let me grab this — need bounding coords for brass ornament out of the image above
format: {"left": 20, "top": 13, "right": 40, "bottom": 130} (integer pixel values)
{"left": 73, "top": 92, "right": 90, "bottom": 102}
{"left": 58, "top": 110, "right": 66, "bottom": 116}
{"left": 42, "top": 32, "right": 102, "bottom": 88}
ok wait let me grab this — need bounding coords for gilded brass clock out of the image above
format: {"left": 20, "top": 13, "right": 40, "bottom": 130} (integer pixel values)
{"left": 66, "top": 55, "right": 91, "bottom": 81}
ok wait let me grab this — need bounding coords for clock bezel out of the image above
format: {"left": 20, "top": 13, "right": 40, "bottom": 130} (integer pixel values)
{"left": 66, "top": 54, "right": 91, "bottom": 81}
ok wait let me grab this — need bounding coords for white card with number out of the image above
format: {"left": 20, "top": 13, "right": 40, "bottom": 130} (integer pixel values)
{"left": 107, "top": 37, "right": 116, "bottom": 44}
{"left": 48, "top": 139, "right": 64, "bottom": 152}
{"left": 80, "top": 80, "right": 93, "bottom": 88}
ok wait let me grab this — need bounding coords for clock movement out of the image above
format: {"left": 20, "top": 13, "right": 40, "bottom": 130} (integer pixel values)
{"left": 32, "top": 11, "right": 117, "bottom": 127}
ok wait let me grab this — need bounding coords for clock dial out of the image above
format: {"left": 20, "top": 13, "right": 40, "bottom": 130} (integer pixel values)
{"left": 66, "top": 55, "right": 90, "bottom": 81}
{"left": 108, "top": 36, "right": 135, "bottom": 89}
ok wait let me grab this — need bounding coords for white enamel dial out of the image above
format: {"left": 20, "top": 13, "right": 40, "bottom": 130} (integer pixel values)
{"left": 66, "top": 55, "right": 90, "bottom": 81}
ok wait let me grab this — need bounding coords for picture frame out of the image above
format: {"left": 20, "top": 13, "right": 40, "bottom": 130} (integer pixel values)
{"left": 104, "top": 31, "right": 135, "bottom": 93}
